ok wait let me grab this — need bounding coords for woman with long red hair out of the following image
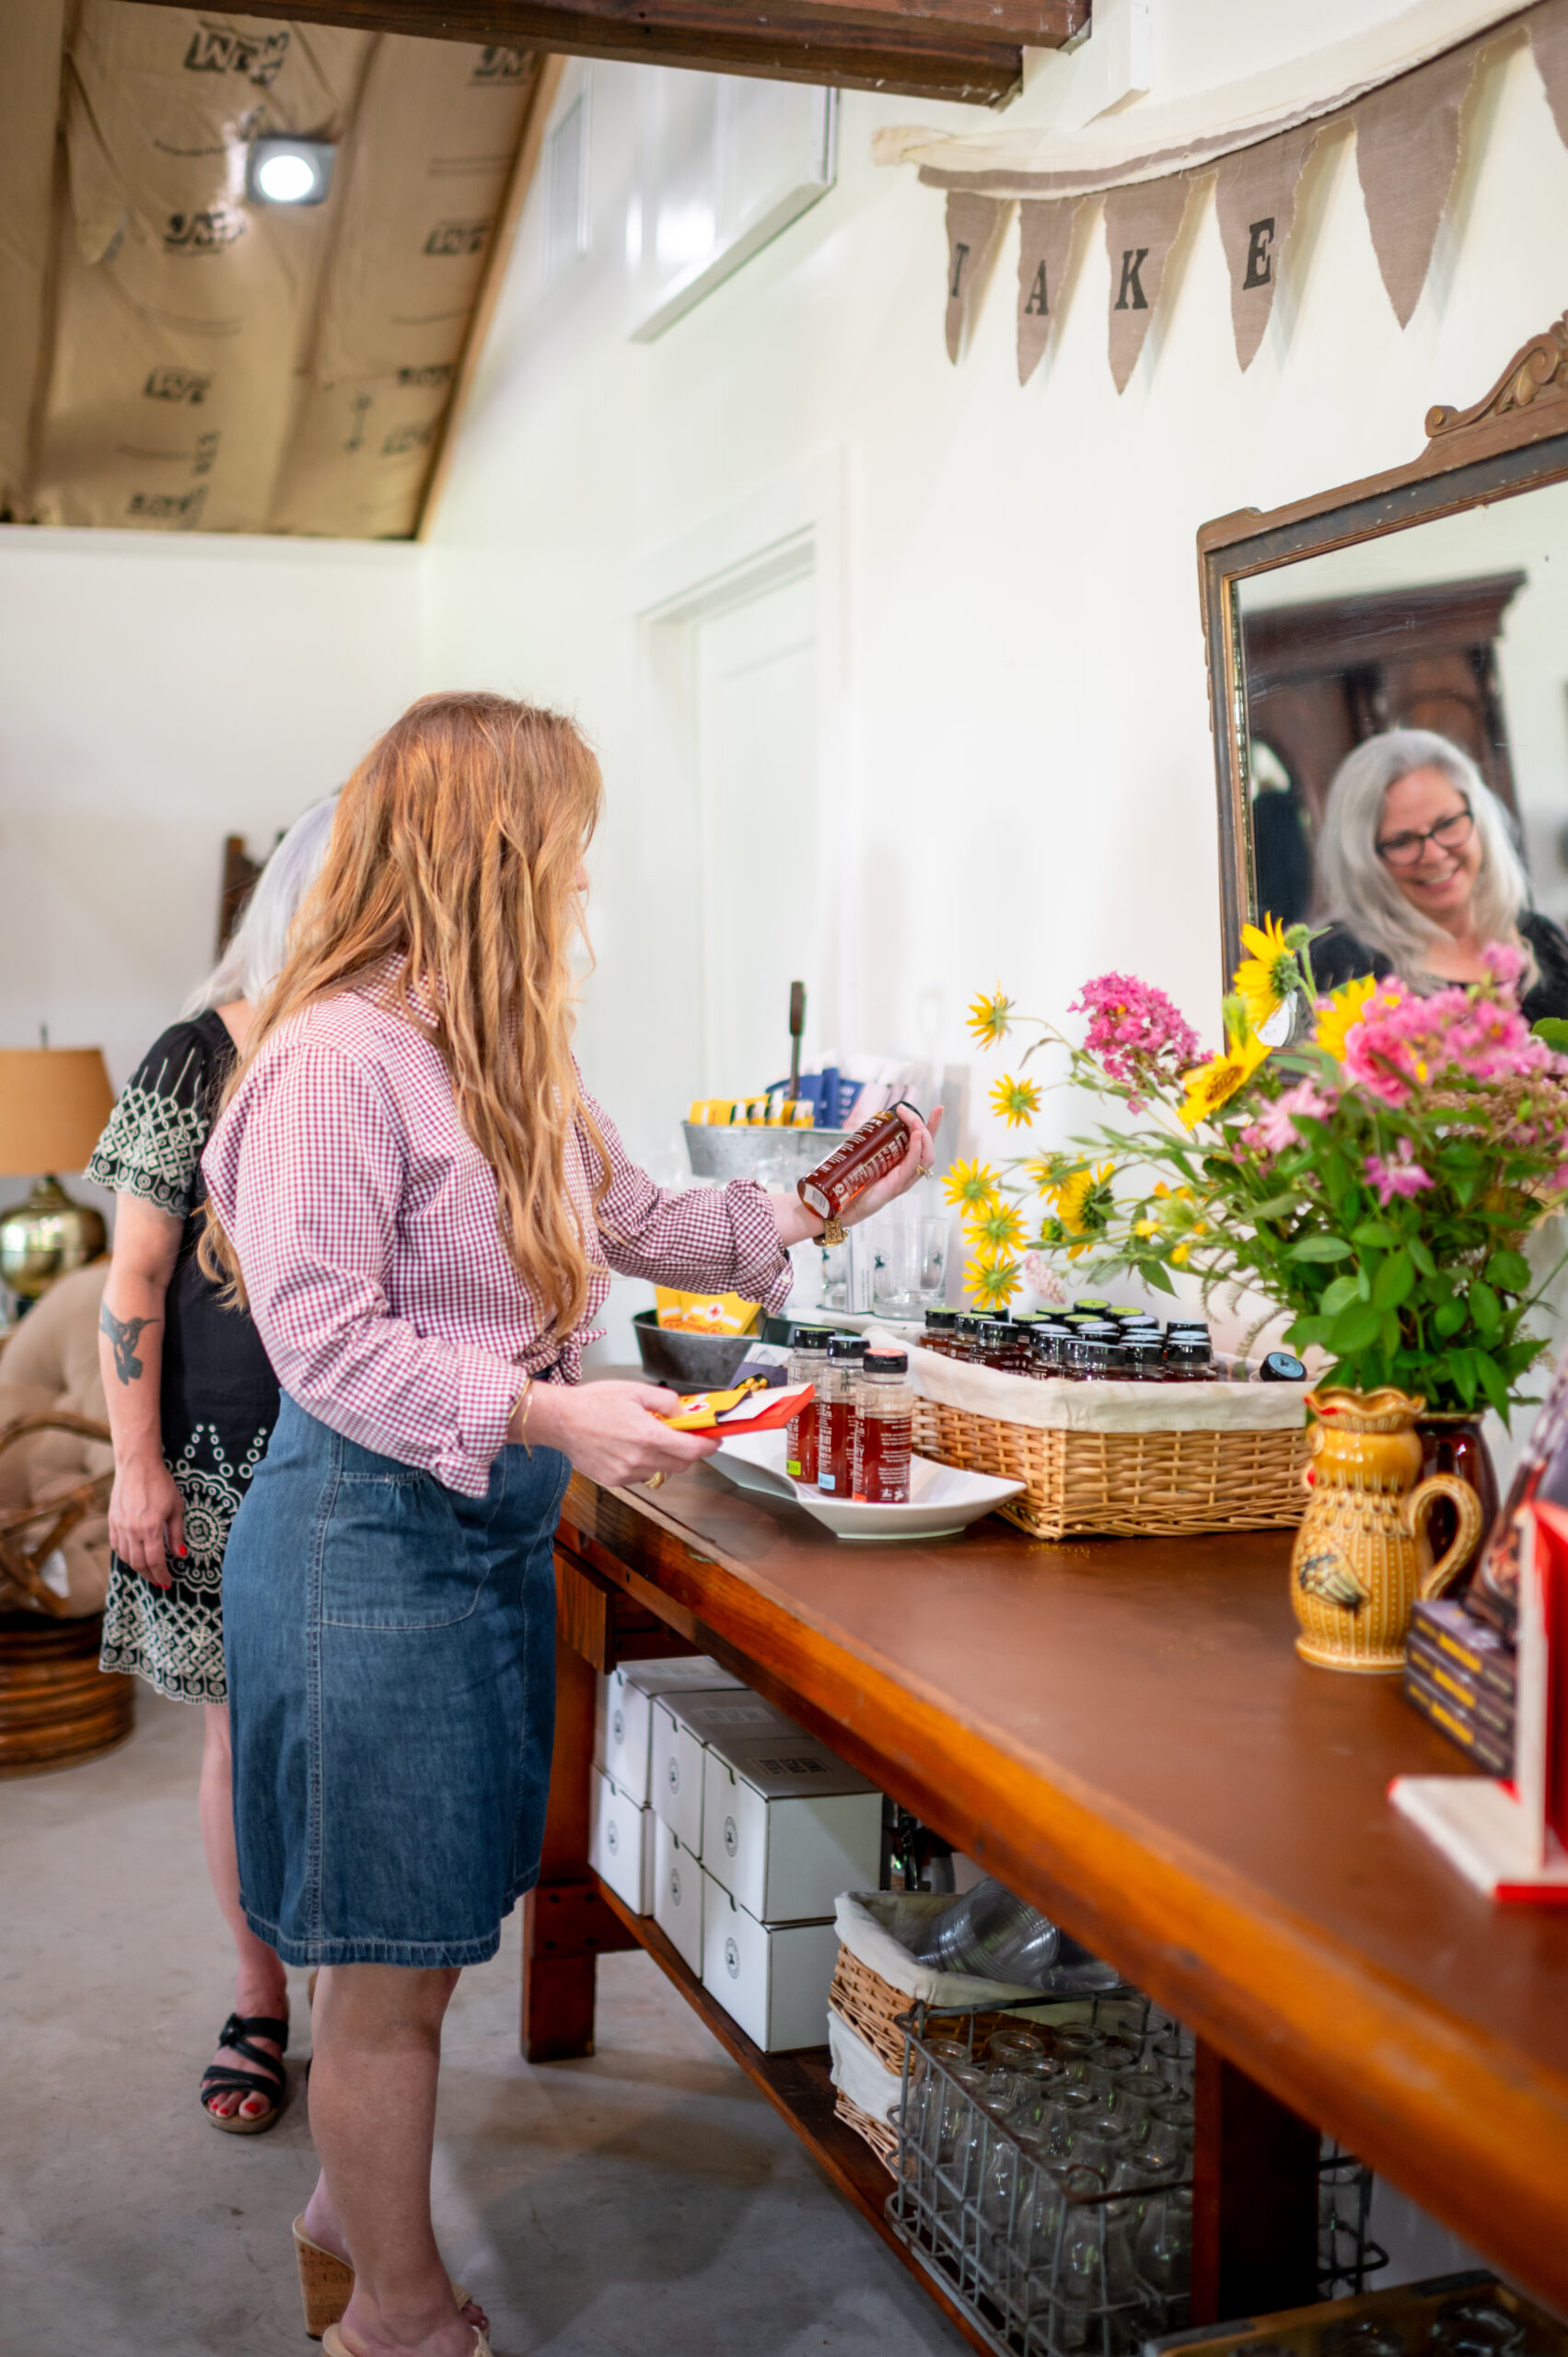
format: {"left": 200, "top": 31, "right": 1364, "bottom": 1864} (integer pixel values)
{"left": 202, "top": 692, "right": 936, "bottom": 2357}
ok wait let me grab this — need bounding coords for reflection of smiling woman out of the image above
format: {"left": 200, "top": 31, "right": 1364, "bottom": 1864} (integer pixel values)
{"left": 1311, "top": 727, "right": 1568, "bottom": 1021}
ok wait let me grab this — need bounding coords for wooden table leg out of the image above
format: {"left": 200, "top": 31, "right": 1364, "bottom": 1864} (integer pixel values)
{"left": 520, "top": 1626, "right": 634, "bottom": 2061}
{"left": 1191, "top": 2042, "right": 1321, "bottom": 2325}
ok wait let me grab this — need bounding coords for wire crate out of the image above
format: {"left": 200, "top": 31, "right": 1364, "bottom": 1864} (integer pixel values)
{"left": 884, "top": 2002, "right": 1384, "bottom": 2357}
{"left": 886, "top": 1994, "right": 1195, "bottom": 2357}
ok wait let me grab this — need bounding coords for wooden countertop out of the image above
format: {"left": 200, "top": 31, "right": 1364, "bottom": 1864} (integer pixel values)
{"left": 560, "top": 1460, "right": 1568, "bottom": 2315}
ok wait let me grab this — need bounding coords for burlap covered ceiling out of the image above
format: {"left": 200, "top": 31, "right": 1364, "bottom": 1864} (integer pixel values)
{"left": 0, "top": 5, "right": 548, "bottom": 538}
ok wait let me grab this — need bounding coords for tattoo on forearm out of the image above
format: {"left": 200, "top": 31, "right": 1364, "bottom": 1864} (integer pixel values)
{"left": 99, "top": 1302, "right": 157, "bottom": 1386}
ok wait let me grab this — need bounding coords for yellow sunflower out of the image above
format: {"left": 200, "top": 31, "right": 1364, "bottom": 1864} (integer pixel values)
{"left": 943, "top": 1156, "right": 1000, "bottom": 1213}
{"left": 965, "top": 1249, "right": 1022, "bottom": 1310}
{"left": 1052, "top": 1162, "right": 1115, "bottom": 1237}
{"left": 967, "top": 988, "right": 1014, "bottom": 1049}
{"left": 1022, "top": 1154, "right": 1059, "bottom": 1195}
{"left": 989, "top": 1073, "right": 1040, "bottom": 1130}
{"left": 1314, "top": 972, "right": 1380, "bottom": 1063}
{"left": 966, "top": 1201, "right": 1026, "bottom": 1253}
{"left": 1178, "top": 1032, "right": 1270, "bottom": 1130}
{"left": 1234, "top": 914, "right": 1300, "bottom": 1039}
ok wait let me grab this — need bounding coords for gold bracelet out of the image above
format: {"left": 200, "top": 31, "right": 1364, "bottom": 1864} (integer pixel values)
{"left": 516, "top": 1375, "right": 534, "bottom": 1456}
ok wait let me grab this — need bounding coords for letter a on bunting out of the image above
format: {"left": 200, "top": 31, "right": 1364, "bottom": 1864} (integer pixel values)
{"left": 1103, "top": 178, "right": 1191, "bottom": 393}
{"left": 1016, "top": 199, "right": 1080, "bottom": 388}
{"left": 1214, "top": 124, "right": 1315, "bottom": 370}
{"left": 945, "top": 192, "right": 1012, "bottom": 364}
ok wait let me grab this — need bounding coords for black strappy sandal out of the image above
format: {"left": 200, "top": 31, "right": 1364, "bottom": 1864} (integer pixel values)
{"left": 200, "top": 2011, "right": 289, "bottom": 2135}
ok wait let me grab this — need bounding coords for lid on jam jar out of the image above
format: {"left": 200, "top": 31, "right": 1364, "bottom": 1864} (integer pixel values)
{"left": 863, "top": 1350, "right": 909, "bottom": 1376}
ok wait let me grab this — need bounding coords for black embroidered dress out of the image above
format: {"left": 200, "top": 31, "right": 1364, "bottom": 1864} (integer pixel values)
{"left": 87, "top": 1012, "right": 279, "bottom": 1704}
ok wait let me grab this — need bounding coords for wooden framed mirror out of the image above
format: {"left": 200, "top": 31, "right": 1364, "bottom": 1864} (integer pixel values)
{"left": 1200, "top": 314, "right": 1568, "bottom": 987}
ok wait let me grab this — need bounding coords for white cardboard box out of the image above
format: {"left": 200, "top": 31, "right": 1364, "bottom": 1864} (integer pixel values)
{"left": 588, "top": 1765, "right": 656, "bottom": 1915}
{"left": 653, "top": 1816, "right": 704, "bottom": 1975}
{"left": 593, "top": 1657, "right": 745, "bottom": 1808}
{"left": 651, "top": 1689, "right": 794, "bottom": 1857}
{"left": 703, "top": 1727, "right": 882, "bottom": 1923}
{"left": 700, "top": 1868, "right": 839, "bottom": 2052}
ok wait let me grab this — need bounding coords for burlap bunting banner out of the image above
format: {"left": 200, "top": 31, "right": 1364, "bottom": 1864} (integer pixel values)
{"left": 945, "top": 192, "right": 1012, "bottom": 363}
{"left": 1213, "top": 122, "right": 1316, "bottom": 370}
{"left": 1016, "top": 199, "right": 1080, "bottom": 386}
{"left": 1353, "top": 41, "right": 1479, "bottom": 329}
{"left": 1529, "top": 0, "right": 1568, "bottom": 141}
{"left": 923, "top": 0, "right": 1568, "bottom": 389}
{"left": 1104, "top": 178, "right": 1192, "bottom": 394}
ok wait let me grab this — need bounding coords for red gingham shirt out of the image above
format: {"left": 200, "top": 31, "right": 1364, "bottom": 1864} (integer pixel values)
{"left": 202, "top": 982, "right": 791, "bottom": 1494}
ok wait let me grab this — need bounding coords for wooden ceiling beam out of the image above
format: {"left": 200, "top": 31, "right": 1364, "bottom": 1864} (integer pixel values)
{"left": 115, "top": 0, "right": 1090, "bottom": 107}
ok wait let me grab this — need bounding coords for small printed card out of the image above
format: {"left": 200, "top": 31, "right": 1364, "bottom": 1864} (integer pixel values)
{"left": 660, "top": 1379, "right": 815, "bottom": 1434}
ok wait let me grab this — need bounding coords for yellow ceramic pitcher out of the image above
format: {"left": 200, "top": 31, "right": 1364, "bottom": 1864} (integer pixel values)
{"left": 1291, "top": 1387, "right": 1485, "bottom": 1673}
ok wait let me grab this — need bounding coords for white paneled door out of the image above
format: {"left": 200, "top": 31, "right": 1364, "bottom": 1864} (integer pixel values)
{"left": 694, "top": 565, "right": 818, "bottom": 1100}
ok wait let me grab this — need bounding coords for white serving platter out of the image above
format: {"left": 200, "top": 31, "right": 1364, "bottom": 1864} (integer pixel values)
{"left": 709, "top": 1429, "right": 1023, "bottom": 1541}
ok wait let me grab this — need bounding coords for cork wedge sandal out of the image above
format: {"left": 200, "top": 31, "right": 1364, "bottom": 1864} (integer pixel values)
{"left": 293, "top": 2221, "right": 470, "bottom": 2342}
{"left": 321, "top": 2326, "right": 490, "bottom": 2357}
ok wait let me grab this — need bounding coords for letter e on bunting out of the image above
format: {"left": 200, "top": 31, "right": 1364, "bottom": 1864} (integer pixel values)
{"left": 945, "top": 192, "right": 1011, "bottom": 364}
{"left": 1214, "top": 124, "right": 1315, "bottom": 371}
{"left": 1103, "top": 178, "right": 1191, "bottom": 394}
{"left": 1529, "top": 0, "right": 1568, "bottom": 147}
{"left": 1016, "top": 200, "right": 1079, "bottom": 388}
{"left": 1353, "top": 41, "right": 1480, "bottom": 329}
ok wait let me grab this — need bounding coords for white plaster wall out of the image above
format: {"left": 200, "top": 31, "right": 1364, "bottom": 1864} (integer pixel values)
{"left": 0, "top": 528, "right": 423, "bottom": 1095}
{"left": 423, "top": 15, "right": 1568, "bottom": 1219}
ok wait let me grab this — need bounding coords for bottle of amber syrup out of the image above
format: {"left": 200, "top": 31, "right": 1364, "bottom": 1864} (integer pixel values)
{"left": 853, "top": 1349, "right": 914, "bottom": 1504}
{"left": 817, "top": 1335, "right": 866, "bottom": 1495}
{"left": 797, "top": 1106, "right": 917, "bottom": 1222}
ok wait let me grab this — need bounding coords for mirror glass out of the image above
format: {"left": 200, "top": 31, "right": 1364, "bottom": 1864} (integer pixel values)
{"left": 1235, "top": 481, "right": 1568, "bottom": 933}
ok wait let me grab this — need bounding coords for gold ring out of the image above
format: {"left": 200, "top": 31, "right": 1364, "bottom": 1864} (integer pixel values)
{"left": 646, "top": 1470, "right": 667, "bottom": 1490}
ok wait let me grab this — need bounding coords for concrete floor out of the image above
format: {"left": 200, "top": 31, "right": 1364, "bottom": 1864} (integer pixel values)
{"left": 4, "top": 1691, "right": 968, "bottom": 2357}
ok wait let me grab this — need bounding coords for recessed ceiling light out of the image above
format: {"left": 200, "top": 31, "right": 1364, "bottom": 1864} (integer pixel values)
{"left": 248, "top": 137, "right": 335, "bottom": 207}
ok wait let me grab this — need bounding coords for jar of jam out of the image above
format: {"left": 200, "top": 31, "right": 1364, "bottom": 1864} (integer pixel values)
{"left": 922, "top": 1308, "right": 958, "bottom": 1357}
{"left": 784, "top": 1326, "right": 837, "bottom": 1483}
{"left": 980, "top": 1319, "right": 1032, "bottom": 1374}
{"left": 817, "top": 1335, "right": 866, "bottom": 1493}
{"left": 1074, "top": 1336, "right": 1118, "bottom": 1382}
{"left": 797, "top": 1106, "right": 917, "bottom": 1223}
{"left": 1164, "top": 1335, "right": 1214, "bottom": 1382}
{"left": 1121, "top": 1334, "right": 1165, "bottom": 1382}
{"left": 1028, "top": 1322, "right": 1073, "bottom": 1378}
{"left": 1259, "top": 1349, "right": 1307, "bottom": 1382}
{"left": 949, "top": 1314, "right": 988, "bottom": 1364}
{"left": 853, "top": 1349, "right": 914, "bottom": 1503}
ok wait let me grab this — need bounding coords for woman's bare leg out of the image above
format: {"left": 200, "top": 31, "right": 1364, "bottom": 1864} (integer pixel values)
{"left": 299, "top": 1964, "right": 482, "bottom": 2357}
{"left": 199, "top": 1702, "right": 289, "bottom": 2119}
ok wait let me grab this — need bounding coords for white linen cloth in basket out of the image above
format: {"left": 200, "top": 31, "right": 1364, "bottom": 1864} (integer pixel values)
{"left": 866, "top": 1330, "right": 1309, "bottom": 1437}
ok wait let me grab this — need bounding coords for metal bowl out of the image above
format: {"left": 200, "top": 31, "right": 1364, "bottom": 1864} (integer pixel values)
{"left": 632, "top": 1309, "right": 756, "bottom": 1389}
{"left": 681, "top": 1120, "right": 854, "bottom": 1183}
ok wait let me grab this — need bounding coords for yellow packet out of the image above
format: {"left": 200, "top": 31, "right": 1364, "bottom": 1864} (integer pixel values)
{"left": 655, "top": 1288, "right": 761, "bottom": 1335}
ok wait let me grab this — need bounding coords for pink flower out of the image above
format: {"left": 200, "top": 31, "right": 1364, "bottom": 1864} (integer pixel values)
{"left": 1071, "top": 973, "right": 1200, "bottom": 1090}
{"left": 1363, "top": 1137, "right": 1434, "bottom": 1205}
{"left": 1481, "top": 939, "right": 1527, "bottom": 987}
{"left": 1249, "top": 1078, "right": 1338, "bottom": 1154}
{"left": 1341, "top": 970, "right": 1552, "bottom": 1106}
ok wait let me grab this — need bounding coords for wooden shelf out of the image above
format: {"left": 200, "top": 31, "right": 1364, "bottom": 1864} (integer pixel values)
{"left": 589, "top": 1871, "right": 991, "bottom": 2356}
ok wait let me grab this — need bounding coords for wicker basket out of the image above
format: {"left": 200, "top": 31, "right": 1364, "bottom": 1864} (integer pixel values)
{"left": 832, "top": 2085, "right": 900, "bottom": 2168}
{"left": 912, "top": 1394, "right": 1310, "bottom": 1541}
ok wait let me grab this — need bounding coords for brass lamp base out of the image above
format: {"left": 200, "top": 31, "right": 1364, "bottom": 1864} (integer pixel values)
{"left": 0, "top": 1176, "right": 107, "bottom": 1303}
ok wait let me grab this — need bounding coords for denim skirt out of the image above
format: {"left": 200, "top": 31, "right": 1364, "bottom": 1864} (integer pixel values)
{"left": 224, "top": 1395, "right": 570, "bottom": 1968}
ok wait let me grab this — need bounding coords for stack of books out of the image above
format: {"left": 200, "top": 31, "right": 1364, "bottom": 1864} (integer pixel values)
{"left": 1403, "top": 1595, "right": 1516, "bottom": 1776}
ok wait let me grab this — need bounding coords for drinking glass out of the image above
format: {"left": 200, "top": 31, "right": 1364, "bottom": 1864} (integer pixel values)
{"left": 1135, "top": 2186, "right": 1192, "bottom": 2296}
{"left": 1321, "top": 2323, "right": 1406, "bottom": 2357}
{"left": 1430, "top": 2303, "right": 1526, "bottom": 2357}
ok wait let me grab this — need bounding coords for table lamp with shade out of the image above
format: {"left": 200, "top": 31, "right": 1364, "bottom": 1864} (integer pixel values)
{"left": 0, "top": 1047, "right": 117, "bottom": 1304}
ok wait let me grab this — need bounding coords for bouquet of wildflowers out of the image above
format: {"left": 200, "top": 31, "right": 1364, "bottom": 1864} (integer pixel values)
{"left": 950, "top": 920, "right": 1568, "bottom": 1417}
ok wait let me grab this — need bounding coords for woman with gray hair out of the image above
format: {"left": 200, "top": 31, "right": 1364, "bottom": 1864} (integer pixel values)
{"left": 1312, "top": 727, "right": 1568, "bottom": 1021}
{"left": 87, "top": 797, "right": 337, "bottom": 2133}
